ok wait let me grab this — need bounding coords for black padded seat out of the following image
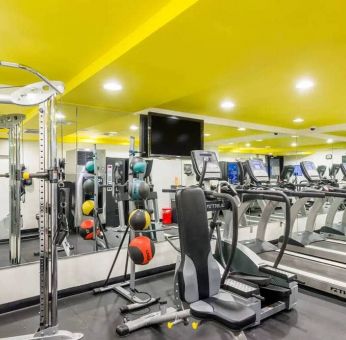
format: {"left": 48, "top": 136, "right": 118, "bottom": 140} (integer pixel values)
{"left": 190, "top": 291, "right": 256, "bottom": 330}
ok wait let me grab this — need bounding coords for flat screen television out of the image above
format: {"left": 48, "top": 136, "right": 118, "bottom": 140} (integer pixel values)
{"left": 142, "top": 112, "right": 204, "bottom": 157}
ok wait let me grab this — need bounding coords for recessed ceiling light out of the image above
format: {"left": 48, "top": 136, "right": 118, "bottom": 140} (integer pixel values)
{"left": 326, "top": 138, "right": 334, "bottom": 144}
{"left": 130, "top": 125, "right": 138, "bottom": 131}
{"left": 103, "top": 81, "right": 122, "bottom": 92}
{"left": 245, "top": 143, "right": 251, "bottom": 147}
{"left": 220, "top": 100, "right": 236, "bottom": 110}
{"left": 295, "top": 78, "right": 315, "bottom": 91}
{"left": 204, "top": 133, "right": 211, "bottom": 137}
{"left": 291, "top": 135, "right": 298, "bottom": 138}
{"left": 255, "top": 139, "right": 263, "bottom": 142}
{"left": 293, "top": 118, "right": 304, "bottom": 123}
{"left": 291, "top": 142, "right": 297, "bottom": 147}
{"left": 238, "top": 127, "right": 246, "bottom": 131}
{"left": 56, "top": 112, "right": 65, "bottom": 120}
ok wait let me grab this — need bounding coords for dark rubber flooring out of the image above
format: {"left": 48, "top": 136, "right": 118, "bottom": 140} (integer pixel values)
{"left": 0, "top": 271, "right": 345, "bottom": 339}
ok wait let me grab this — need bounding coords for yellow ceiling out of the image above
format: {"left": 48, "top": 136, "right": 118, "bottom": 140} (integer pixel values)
{"left": 1, "top": 0, "right": 346, "bottom": 155}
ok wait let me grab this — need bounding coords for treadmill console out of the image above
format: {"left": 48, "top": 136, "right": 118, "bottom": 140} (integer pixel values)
{"left": 191, "top": 150, "right": 222, "bottom": 180}
{"left": 245, "top": 159, "right": 269, "bottom": 183}
{"left": 329, "top": 164, "right": 341, "bottom": 178}
{"left": 341, "top": 163, "right": 346, "bottom": 178}
{"left": 300, "top": 161, "right": 320, "bottom": 182}
{"left": 280, "top": 165, "right": 295, "bottom": 181}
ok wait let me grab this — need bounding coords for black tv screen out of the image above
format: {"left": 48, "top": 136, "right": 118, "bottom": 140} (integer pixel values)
{"left": 147, "top": 112, "right": 204, "bottom": 157}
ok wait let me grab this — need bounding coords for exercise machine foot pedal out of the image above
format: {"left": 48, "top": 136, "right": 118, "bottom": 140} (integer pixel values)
{"left": 231, "top": 272, "right": 271, "bottom": 287}
{"left": 222, "top": 278, "right": 260, "bottom": 299}
{"left": 259, "top": 265, "right": 297, "bottom": 282}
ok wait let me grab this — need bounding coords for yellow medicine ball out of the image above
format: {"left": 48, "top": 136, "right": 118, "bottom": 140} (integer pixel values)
{"left": 128, "top": 209, "right": 151, "bottom": 231}
{"left": 82, "top": 200, "right": 95, "bottom": 216}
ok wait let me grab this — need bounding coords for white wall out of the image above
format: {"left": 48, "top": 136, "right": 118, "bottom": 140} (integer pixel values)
{"left": 285, "top": 148, "right": 346, "bottom": 181}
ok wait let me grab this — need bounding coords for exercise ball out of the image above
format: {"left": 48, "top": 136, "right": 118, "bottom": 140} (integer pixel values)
{"left": 128, "top": 236, "right": 155, "bottom": 265}
{"left": 83, "top": 178, "right": 94, "bottom": 195}
{"left": 130, "top": 157, "right": 147, "bottom": 174}
{"left": 128, "top": 209, "right": 151, "bottom": 231}
{"left": 79, "top": 219, "right": 99, "bottom": 240}
{"left": 85, "top": 160, "right": 94, "bottom": 174}
{"left": 129, "top": 178, "right": 150, "bottom": 200}
{"left": 82, "top": 199, "right": 94, "bottom": 216}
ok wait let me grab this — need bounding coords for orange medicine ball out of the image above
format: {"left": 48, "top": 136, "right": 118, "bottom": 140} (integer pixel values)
{"left": 128, "top": 236, "right": 155, "bottom": 265}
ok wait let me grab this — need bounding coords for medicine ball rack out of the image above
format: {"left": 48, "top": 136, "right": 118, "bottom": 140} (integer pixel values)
{"left": 0, "top": 61, "right": 83, "bottom": 340}
{"left": 94, "top": 136, "right": 168, "bottom": 333}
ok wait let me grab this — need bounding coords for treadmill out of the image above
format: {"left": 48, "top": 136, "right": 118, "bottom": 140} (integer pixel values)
{"left": 282, "top": 160, "right": 346, "bottom": 263}
{"left": 318, "top": 163, "right": 346, "bottom": 240}
{"left": 245, "top": 159, "right": 346, "bottom": 299}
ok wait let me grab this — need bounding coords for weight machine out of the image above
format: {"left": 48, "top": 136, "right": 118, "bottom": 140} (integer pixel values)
{"left": 0, "top": 61, "right": 83, "bottom": 340}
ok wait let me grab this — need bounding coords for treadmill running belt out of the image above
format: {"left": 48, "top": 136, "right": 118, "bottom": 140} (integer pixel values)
{"left": 315, "top": 241, "right": 346, "bottom": 253}
{"left": 260, "top": 251, "right": 346, "bottom": 282}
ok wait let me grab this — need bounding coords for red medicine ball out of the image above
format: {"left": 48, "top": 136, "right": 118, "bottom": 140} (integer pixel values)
{"left": 128, "top": 236, "right": 155, "bottom": 265}
{"left": 79, "top": 219, "right": 100, "bottom": 240}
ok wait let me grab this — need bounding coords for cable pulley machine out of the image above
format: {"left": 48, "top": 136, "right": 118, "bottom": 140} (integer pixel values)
{"left": 0, "top": 61, "right": 83, "bottom": 340}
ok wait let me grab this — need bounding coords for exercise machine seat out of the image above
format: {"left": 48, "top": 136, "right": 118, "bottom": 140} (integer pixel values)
{"left": 176, "top": 186, "right": 256, "bottom": 330}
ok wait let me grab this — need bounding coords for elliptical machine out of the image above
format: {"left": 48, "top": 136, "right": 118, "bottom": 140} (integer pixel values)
{"left": 191, "top": 151, "right": 298, "bottom": 325}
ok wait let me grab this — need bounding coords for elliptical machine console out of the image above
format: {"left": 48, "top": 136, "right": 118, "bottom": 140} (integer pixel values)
{"left": 191, "top": 150, "right": 222, "bottom": 181}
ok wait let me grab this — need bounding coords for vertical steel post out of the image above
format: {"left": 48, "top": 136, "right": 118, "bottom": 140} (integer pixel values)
{"left": 39, "top": 102, "right": 50, "bottom": 329}
{"left": 49, "top": 97, "right": 59, "bottom": 327}
{"left": 8, "top": 119, "right": 22, "bottom": 264}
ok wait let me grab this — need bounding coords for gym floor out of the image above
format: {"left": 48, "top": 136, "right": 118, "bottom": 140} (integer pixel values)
{"left": 0, "top": 271, "right": 345, "bottom": 340}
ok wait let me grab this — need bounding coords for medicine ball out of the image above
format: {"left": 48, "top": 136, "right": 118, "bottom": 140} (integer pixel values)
{"left": 130, "top": 157, "right": 147, "bottom": 174}
{"left": 79, "top": 219, "right": 100, "bottom": 240}
{"left": 85, "top": 160, "right": 95, "bottom": 174}
{"left": 128, "top": 236, "right": 155, "bottom": 265}
{"left": 129, "top": 178, "right": 150, "bottom": 200}
{"left": 83, "top": 178, "right": 94, "bottom": 195}
{"left": 128, "top": 209, "right": 151, "bottom": 231}
{"left": 82, "top": 199, "right": 94, "bottom": 216}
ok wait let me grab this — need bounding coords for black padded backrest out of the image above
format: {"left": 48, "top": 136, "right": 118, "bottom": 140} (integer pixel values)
{"left": 176, "top": 186, "right": 221, "bottom": 303}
